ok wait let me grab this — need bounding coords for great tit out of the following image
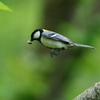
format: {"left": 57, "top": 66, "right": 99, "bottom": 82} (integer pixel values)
{"left": 27, "top": 29, "right": 96, "bottom": 58}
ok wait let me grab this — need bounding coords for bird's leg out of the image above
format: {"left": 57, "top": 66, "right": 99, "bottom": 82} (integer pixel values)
{"left": 50, "top": 49, "right": 60, "bottom": 59}
{"left": 50, "top": 50, "right": 54, "bottom": 59}
{"left": 62, "top": 47, "right": 65, "bottom": 50}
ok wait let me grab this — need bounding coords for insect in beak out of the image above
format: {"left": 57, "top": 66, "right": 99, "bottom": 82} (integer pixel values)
{"left": 27, "top": 40, "right": 32, "bottom": 44}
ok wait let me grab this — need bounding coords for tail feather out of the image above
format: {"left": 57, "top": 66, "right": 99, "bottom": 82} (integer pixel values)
{"left": 74, "top": 43, "right": 96, "bottom": 49}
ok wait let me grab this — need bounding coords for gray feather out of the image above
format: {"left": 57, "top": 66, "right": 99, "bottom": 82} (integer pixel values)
{"left": 42, "top": 31, "right": 73, "bottom": 44}
{"left": 74, "top": 43, "right": 96, "bottom": 49}
{"left": 42, "top": 31, "right": 96, "bottom": 49}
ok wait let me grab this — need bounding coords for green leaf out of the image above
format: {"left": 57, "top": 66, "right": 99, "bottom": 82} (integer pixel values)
{"left": 0, "top": 2, "right": 13, "bottom": 12}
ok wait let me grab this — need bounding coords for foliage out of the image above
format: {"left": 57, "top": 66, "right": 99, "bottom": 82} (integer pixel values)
{"left": 0, "top": 2, "right": 12, "bottom": 11}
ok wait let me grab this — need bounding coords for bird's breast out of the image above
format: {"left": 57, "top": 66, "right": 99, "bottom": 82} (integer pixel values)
{"left": 41, "top": 36, "right": 68, "bottom": 49}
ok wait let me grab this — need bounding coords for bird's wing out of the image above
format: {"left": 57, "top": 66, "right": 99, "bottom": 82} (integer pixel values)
{"left": 42, "top": 31, "right": 74, "bottom": 44}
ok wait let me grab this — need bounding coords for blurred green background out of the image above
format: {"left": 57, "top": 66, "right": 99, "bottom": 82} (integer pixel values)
{"left": 0, "top": 0, "right": 100, "bottom": 100}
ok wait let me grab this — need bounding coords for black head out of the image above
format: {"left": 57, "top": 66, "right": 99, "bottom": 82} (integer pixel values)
{"left": 27, "top": 29, "right": 43, "bottom": 44}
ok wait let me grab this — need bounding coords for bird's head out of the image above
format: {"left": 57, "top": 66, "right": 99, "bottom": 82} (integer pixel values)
{"left": 27, "top": 29, "right": 44, "bottom": 44}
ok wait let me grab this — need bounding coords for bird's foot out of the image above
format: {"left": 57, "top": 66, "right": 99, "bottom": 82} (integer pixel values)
{"left": 50, "top": 49, "right": 60, "bottom": 59}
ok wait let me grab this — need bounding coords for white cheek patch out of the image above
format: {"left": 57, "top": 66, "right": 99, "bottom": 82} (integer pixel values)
{"left": 34, "top": 31, "right": 40, "bottom": 39}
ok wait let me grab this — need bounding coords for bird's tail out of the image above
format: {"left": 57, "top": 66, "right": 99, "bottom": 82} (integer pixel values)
{"left": 74, "top": 43, "right": 96, "bottom": 49}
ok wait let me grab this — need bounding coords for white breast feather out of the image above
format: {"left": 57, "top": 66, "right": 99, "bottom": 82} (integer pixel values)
{"left": 41, "top": 36, "right": 68, "bottom": 49}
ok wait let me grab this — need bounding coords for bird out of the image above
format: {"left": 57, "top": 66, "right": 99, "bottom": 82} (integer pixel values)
{"left": 27, "top": 29, "right": 96, "bottom": 59}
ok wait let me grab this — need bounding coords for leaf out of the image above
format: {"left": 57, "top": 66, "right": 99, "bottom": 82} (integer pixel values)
{"left": 0, "top": 2, "right": 13, "bottom": 12}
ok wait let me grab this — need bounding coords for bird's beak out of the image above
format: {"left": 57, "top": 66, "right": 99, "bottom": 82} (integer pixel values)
{"left": 27, "top": 40, "right": 32, "bottom": 44}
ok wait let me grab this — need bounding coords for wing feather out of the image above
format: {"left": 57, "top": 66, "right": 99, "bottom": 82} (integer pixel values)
{"left": 42, "top": 31, "right": 73, "bottom": 44}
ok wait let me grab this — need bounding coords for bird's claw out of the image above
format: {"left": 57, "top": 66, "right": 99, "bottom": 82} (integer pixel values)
{"left": 50, "top": 49, "right": 60, "bottom": 59}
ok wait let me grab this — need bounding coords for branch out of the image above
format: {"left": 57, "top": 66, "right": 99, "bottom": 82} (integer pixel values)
{"left": 73, "top": 82, "right": 100, "bottom": 100}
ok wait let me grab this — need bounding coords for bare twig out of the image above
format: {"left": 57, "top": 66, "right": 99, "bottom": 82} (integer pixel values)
{"left": 73, "top": 82, "right": 100, "bottom": 100}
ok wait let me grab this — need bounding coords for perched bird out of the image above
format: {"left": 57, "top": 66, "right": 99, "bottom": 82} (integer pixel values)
{"left": 27, "top": 29, "right": 96, "bottom": 59}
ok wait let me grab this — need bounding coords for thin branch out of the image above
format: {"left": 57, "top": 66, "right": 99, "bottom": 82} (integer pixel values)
{"left": 73, "top": 82, "right": 100, "bottom": 100}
